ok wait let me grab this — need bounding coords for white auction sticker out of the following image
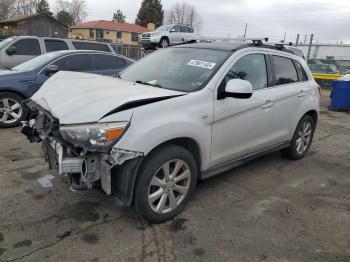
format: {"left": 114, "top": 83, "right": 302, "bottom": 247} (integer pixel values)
{"left": 187, "top": 60, "right": 216, "bottom": 69}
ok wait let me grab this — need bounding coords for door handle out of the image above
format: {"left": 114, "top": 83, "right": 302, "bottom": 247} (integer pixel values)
{"left": 298, "top": 90, "right": 306, "bottom": 98}
{"left": 261, "top": 100, "right": 273, "bottom": 109}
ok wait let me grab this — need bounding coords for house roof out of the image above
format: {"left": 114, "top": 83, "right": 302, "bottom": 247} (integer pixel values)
{"left": 0, "top": 13, "right": 68, "bottom": 28}
{"left": 71, "top": 20, "right": 150, "bottom": 33}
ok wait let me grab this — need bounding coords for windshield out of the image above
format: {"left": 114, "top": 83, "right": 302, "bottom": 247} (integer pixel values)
{"left": 13, "top": 52, "right": 60, "bottom": 71}
{"left": 155, "top": 25, "right": 173, "bottom": 32}
{"left": 120, "top": 47, "right": 230, "bottom": 92}
{"left": 0, "top": 37, "right": 13, "bottom": 50}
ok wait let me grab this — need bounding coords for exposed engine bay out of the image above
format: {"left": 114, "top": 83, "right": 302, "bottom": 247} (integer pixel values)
{"left": 21, "top": 99, "right": 143, "bottom": 199}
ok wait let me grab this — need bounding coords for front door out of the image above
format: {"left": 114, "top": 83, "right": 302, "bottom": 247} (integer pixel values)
{"left": 169, "top": 25, "right": 182, "bottom": 44}
{"left": 211, "top": 52, "right": 274, "bottom": 166}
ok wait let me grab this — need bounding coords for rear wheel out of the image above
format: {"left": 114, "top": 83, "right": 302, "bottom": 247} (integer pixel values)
{"left": 282, "top": 115, "right": 315, "bottom": 160}
{"left": 0, "top": 92, "right": 27, "bottom": 128}
{"left": 134, "top": 145, "right": 198, "bottom": 223}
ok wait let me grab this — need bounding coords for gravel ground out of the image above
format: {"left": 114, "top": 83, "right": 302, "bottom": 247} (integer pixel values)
{"left": 0, "top": 89, "right": 349, "bottom": 262}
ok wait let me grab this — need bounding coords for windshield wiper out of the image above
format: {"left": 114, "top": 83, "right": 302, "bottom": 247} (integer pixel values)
{"left": 135, "top": 80, "right": 163, "bottom": 88}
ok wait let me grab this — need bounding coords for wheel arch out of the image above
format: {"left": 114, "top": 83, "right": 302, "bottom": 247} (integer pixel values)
{"left": 303, "top": 109, "right": 318, "bottom": 126}
{"left": 0, "top": 89, "right": 28, "bottom": 100}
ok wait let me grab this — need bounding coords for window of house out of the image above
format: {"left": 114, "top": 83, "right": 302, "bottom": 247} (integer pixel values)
{"left": 295, "top": 60, "right": 309, "bottom": 81}
{"left": 89, "top": 29, "right": 95, "bottom": 38}
{"left": 44, "top": 40, "right": 69, "bottom": 52}
{"left": 72, "top": 41, "right": 111, "bottom": 52}
{"left": 222, "top": 54, "right": 268, "bottom": 90}
{"left": 272, "top": 56, "right": 299, "bottom": 85}
{"left": 131, "top": 33, "right": 139, "bottom": 42}
{"left": 8, "top": 39, "right": 41, "bottom": 56}
{"left": 117, "top": 31, "right": 122, "bottom": 38}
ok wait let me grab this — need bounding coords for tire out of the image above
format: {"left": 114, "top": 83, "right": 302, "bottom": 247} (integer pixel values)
{"left": 0, "top": 92, "right": 27, "bottom": 128}
{"left": 134, "top": 145, "right": 198, "bottom": 223}
{"left": 159, "top": 37, "right": 169, "bottom": 48}
{"left": 282, "top": 115, "right": 315, "bottom": 160}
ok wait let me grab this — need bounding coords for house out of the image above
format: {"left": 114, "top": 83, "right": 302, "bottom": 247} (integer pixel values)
{"left": 69, "top": 20, "right": 151, "bottom": 46}
{"left": 0, "top": 13, "right": 68, "bottom": 38}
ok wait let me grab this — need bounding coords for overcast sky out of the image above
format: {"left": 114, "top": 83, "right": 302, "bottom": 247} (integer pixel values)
{"left": 50, "top": 0, "right": 350, "bottom": 43}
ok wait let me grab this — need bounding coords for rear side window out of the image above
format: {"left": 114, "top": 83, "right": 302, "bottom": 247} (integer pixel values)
{"left": 44, "top": 40, "right": 69, "bottom": 52}
{"left": 9, "top": 39, "right": 41, "bottom": 55}
{"left": 52, "top": 54, "right": 92, "bottom": 71}
{"left": 188, "top": 27, "right": 194, "bottom": 33}
{"left": 295, "top": 61, "right": 309, "bottom": 81}
{"left": 180, "top": 26, "right": 188, "bottom": 33}
{"left": 223, "top": 54, "right": 268, "bottom": 90}
{"left": 272, "top": 56, "right": 298, "bottom": 85}
{"left": 72, "top": 41, "right": 111, "bottom": 52}
{"left": 91, "top": 54, "right": 126, "bottom": 70}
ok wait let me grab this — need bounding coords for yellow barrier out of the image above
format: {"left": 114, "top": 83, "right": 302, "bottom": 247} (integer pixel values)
{"left": 312, "top": 73, "right": 344, "bottom": 80}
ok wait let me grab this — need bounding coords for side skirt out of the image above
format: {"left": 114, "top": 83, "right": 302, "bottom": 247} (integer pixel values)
{"left": 201, "top": 142, "right": 290, "bottom": 180}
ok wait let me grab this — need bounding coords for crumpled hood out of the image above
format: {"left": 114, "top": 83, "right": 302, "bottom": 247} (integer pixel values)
{"left": 31, "top": 71, "right": 184, "bottom": 124}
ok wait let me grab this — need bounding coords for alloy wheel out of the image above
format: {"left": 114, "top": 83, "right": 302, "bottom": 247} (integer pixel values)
{"left": 296, "top": 121, "right": 312, "bottom": 154}
{"left": 148, "top": 159, "right": 191, "bottom": 214}
{"left": 0, "top": 98, "right": 22, "bottom": 124}
{"left": 160, "top": 39, "right": 168, "bottom": 48}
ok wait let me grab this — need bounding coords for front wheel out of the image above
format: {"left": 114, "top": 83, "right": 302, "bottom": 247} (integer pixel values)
{"left": 159, "top": 37, "right": 169, "bottom": 48}
{"left": 0, "top": 92, "right": 27, "bottom": 128}
{"left": 134, "top": 145, "right": 198, "bottom": 223}
{"left": 282, "top": 115, "right": 315, "bottom": 160}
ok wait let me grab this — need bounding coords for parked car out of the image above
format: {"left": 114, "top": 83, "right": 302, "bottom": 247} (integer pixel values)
{"left": 22, "top": 42, "right": 319, "bottom": 223}
{"left": 0, "top": 50, "right": 133, "bottom": 127}
{"left": 0, "top": 36, "right": 116, "bottom": 68}
{"left": 140, "top": 24, "right": 198, "bottom": 49}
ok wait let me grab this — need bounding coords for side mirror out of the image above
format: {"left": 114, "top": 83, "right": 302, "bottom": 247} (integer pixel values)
{"left": 170, "top": 28, "right": 176, "bottom": 33}
{"left": 6, "top": 46, "right": 17, "bottom": 56}
{"left": 221, "top": 79, "right": 253, "bottom": 99}
{"left": 44, "top": 65, "right": 59, "bottom": 76}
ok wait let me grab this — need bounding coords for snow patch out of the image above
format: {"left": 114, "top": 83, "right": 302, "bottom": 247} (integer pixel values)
{"left": 37, "top": 175, "right": 55, "bottom": 188}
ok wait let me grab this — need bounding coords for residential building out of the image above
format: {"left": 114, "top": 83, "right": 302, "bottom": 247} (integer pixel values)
{"left": 69, "top": 20, "right": 151, "bottom": 46}
{"left": 0, "top": 13, "right": 68, "bottom": 38}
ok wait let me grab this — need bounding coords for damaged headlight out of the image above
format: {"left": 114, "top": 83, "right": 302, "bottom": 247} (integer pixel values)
{"left": 60, "top": 122, "right": 129, "bottom": 151}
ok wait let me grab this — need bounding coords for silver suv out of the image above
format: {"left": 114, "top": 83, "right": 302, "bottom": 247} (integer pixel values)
{"left": 22, "top": 42, "right": 320, "bottom": 223}
{"left": 0, "top": 36, "right": 115, "bottom": 68}
{"left": 141, "top": 24, "right": 198, "bottom": 49}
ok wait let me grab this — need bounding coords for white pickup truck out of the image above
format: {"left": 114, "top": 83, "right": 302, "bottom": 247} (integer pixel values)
{"left": 140, "top": 24, "right": 198, "bottom": 49}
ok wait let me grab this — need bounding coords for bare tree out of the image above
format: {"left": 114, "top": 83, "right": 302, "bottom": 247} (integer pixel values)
{"left": 164, "top": 3, "right": 202, "bottom": 30}
{"left": 55, "top": 0, "right": 87, "bottom": 24}
{"left": 0, "top": 0, "right": 13, "bottom": 20}
{"left": 10, "top": 0, "right": 38, "bottom": 16}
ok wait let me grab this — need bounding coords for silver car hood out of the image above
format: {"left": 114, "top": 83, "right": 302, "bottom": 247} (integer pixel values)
{"left": 31, "top": 71, "right": 185, "bottom": 124}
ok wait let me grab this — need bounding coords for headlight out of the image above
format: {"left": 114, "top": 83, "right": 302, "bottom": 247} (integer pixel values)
{"left": 60, "top": 122, "right": 129, "bottom": 151}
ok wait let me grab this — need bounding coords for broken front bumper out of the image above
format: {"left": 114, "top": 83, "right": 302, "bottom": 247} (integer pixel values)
{"left": 22, "top": 100, "right": 144, "bottom": 204}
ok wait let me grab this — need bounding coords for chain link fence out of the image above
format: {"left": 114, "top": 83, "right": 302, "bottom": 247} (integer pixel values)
{"left": 111, "top": 44, "right": 147, "bottom": 60}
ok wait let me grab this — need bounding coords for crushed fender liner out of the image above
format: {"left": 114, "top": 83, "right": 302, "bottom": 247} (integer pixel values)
{"left": 111, "top": 156, "right": 144, "bottom": 206}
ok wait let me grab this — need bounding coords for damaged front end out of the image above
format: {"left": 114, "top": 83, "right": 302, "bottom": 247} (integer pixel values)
{"left": 21, "top": 100, "right": 143, "bottom": 204}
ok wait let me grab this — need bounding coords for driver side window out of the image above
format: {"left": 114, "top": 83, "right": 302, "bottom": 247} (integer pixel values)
{"left": 222, "top": 54, "right": 268, "bottom": 90}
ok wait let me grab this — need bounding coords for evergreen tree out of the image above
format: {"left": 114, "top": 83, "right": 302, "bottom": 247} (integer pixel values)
{"left": 112, "top": 9, "right": 126, "bottom": 23}
{"left": 135, "top": 0, "right": 163, "bottom": 28}
{"left": 37, "top": 0, "right": 53, "bottom": 16}
{"left": 56, "top": 10, "right": 75, "bottom": 26}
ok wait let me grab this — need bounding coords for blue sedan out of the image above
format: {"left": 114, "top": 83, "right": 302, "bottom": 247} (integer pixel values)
{"left": 0, "top": 50, "right": 134, "bottom": 127}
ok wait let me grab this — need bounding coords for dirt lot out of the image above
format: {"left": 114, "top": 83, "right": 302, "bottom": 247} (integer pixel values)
{"left": 0, "top": 90, "right": 349, "bottom": 262}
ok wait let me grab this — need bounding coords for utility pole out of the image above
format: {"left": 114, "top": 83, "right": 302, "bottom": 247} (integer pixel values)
{"left": 243, "top": 23, "right": 248, "bottom": 40}
{"left": 304, "top": 34, "right": 307, "bottom": 43}
{"left": 295, "top": 34, "right": 300, "bottom": 47}
{"left": 283, "top": 32, "right": 286, "bottom": 42}
{"left": 306, "top": 33, "right": 314, "bottom": 60}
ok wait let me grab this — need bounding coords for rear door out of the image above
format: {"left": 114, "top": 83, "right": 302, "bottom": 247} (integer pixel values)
{"left": 89, "top": 54, "right": 128, "bottom": 76}
{"left": 268, "top": 54, "right": 302, "bottom": 145}
{"left": 3, "top": 38, "right": 42, "bottom": 67}
{"left": 211, "top": 51, "right": 275, "bottom": 166}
